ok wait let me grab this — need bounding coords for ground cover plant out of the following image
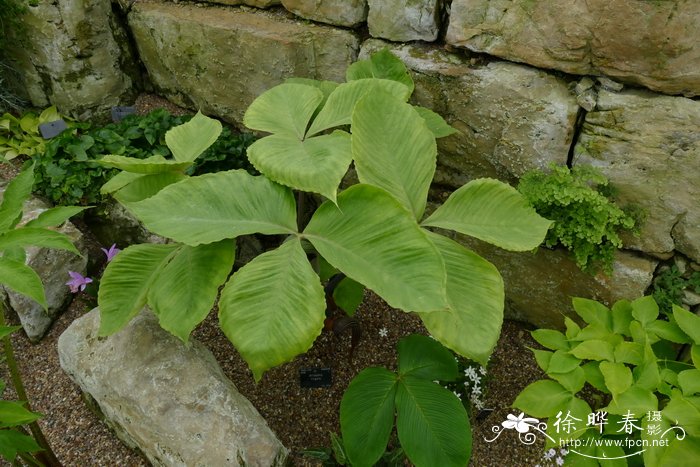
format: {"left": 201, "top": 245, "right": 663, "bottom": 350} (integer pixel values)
{"left": 514, "top": 296, "right": 700, "bottom": 465}
{"left": 95, "top": 50, "right": 551, "bottom": 465}
{"left": 518, "top": 164, "right": 637, "bottom": 275}
{"left": 651, "top": 263, "right": 700, "bottom": 315}
{"left": 0, "top": 163, "right": 85, "bottom": 465}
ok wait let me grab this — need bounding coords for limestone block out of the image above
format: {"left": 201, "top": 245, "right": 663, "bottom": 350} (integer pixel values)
{"left": 455, "top": 234, "right": 657, "bottom": 330}
{"left": 0, "top": 185, "right": 87, "bottom": 342}
{"left": 282, "top": 0, "right": 368, "bottom": 27}
{"left": 85, "top": 200, "right": 167, "bottom": 247}
{"left": 446, "top": 0, "right": 700, "bottom": 96}
{"left": 7, "top": 0, "right": 137, "bottom": 119}
{"left": 191, "top": 0, "right": 281, "bottom": 7}
{"left": 360, "top": 40, "right": 578, "bottom": 188}
{"left": 574, "top": 90, "right": 700, "bottom": 262}
{"left": 128, "top": 1, "right": 359, "bottom": 127}
{"left": 367, "top": 0, "right": 441, "bottom": 42}
{"left": 58, "top": 308, "right": 288, "bottom": 466}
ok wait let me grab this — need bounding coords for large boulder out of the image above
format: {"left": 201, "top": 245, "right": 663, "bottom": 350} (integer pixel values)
{"left": 574, "top": 89, "right": 700, "bottom": 262}
{"left": 446, "top": 0, "right": 700, "bottom": 97}
{"left": 128, "top": 1, "right": 359, "bottom": 127}
{"left": 367, "top": 0, "right": 441, "bottom": 42}
{"left": 58, "top": 308, "right": 288, "bottom": 466}
{"left": 0, "top": 184, "right": 87, "bottom": 342}
{"left": 7, "top": 0, "right": 137, "bottom": 119}
{"left": 360, "top": 40, "right": 578, "bottom": 188}
{"left": 282, "top": 0, "right": 368, "bottom": 27}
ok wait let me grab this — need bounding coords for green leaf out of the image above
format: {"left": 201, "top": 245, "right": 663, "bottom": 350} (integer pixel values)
{"left": 397, "top": 334, "right": 458, "bottom": 381}
{"left": 340, "top": 367, "right": 397, "bottom": 467}
{"left": 1, "top": 246, "right": 25, "bottom": 263}
{"left": 513, "top": 380, "right": 572, "bottom": 418}
{"left": 218, "top": 239, "right": 325, "bottom": 381}
{"left": 614, "top": 341, "right": 644, "bottom": 366}
{"left": 673, "top": 305, "right": 700, "bottom": 344}
{"left": 23, "top": 206, "right": 88, "bottom": 228}
{"left": 662, "top": 391, "right": 700, "bottom": 437}
{"left": 98, "top": 243, "right": 180, "bottom": 336}
{"left": 679, "top": 370, "right": 700, "bottom": 396}
{"left": 422, "top": 178, "right": 552, "bottom": 251}
{"left": 611, "top": 299, "right": 633, "bottom": 336}
{"left": 285, "top": 78, "right": 339, "bottom": 104}
{"left": 129, "top": 170, "right": 298, "bottom": 246}
{"left": 550, "top": 366, "right": 586, "bottom": 393}
{"left": 307, "top": 79, "right": 411, "bottom": 137}
{"left": 0, "top": 429, "right": 42, "bottom": 462}
{"left": 532, "top": 349, "right": 553, "bottom": 372}
{"left": 0, "top": 325, "right": 21, "bottom": 340}
{"left": 113, "top": 172, "right": 187, "bottom": 204}
{"left": 395, "top": 376, "right": 471, "bottom": 467}
{"left": 101, "top": 171, "right": 143, "bottom": 194}
{"left": 693, "top": 345, "right": 700, "bottom": 369}
{"left": 544, "top": 396, "right": 591, "bottom": 447}
{"left": 648, "top": 319, "right": 692, "bottom": 344}
{"left": 413, "top": 107, "right": 457, "bottom": 138}
{"left": 600, "top": 361, "right": 633, "bottom": 396}
{"left": 148, "top": 240, "right": 235, "bottom": 343}
{"left": 346, "top": 49, "right": 414, "bottom": 95}
{"left": 572, "top": 297, "right": 612, "bottom": 330}
{"left": 0, "top": 400, "right": 41, "bottom": 428}
{"left": 632, "top": 296, "right": 659, "bottom": 325}
{"left": 582, "top": 362, "right": 609, "bottom": 393}
{"left": 243, "top": 83, "right": 323, "bottom": 139}
{"left": 570, "top": 339, "right": 615, "bottom": 362}
{"left": 565, "top": 316, "right": 581, "bottom": 339}
{"left": 352, "top": 91, "right": 435, "bottom": 220}
{"left": 247, "top": 131, "right": 352, "bottom": 202}
{"left": 0, "top": 257, "right": 47, "bottom": 309}
{"left": 333, "top": 276, "right": 365, "bottom": 316}
{"left": 0, "top": 163, "right": 33, "bottom": 232}
{"left": 548, "top": 350, "right": 581, "bottom": 374}
{"left": 657, "top": 435, "right": 700, "bottom": 467}
{"left": 304, "top": 184, "right": 447, "bottom": 313}
{"left": 0, "top": 228, "right": 79, "bottom": 255}
{"left": 418, "top": 233, "right": 503, "bottom": 365}
{"left": 606, "top": 386, "right": 658, "bottom": 416}
{"left": 531, "top": 329, "right": 569, "bottom": 351}
{"left": 634, "top": 361, "right": 661, "bottom": 392}
{"left": 98, "top": 154, "right": 192, "bottom": 173}
{"left": 165, "top": 111, "right": 222, "bottom": 162}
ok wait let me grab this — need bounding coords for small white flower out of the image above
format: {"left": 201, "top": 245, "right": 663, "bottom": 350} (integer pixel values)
{"left": 479, "top": 366, "right": 487, "bottom": 375}
{"left": 471, "top": 385, "right": 482, "bottom": 396}
{"left": 452, "top": 390, "right": 462, "bottom": 400}
{"left": 473, "top": 399, "right": 484, "bottom": 410}
{"left": 464, "top": 367, "right": 478, "bottom": 381}
{"left": 378, "top": 327, "right": 388, "bottom": 338}
{"left": 560, "top": 448, "right": 568, "bottom": 456}
{"left": 544, "top": 448, "right": 556, "bottom": 460}
{"left": 555, "top": 457, "right": 564, "bottom": 466}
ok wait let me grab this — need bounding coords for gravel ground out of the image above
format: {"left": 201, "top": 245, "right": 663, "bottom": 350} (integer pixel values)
{"left": 1, "top": 95, "right": 548, "bottom": 466}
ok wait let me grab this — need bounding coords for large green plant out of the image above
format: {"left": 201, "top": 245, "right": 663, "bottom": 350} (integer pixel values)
{"left": 0, "top": 163, "right": 85, "bottom": 466}
{"left": 514, "top": 296, "right": 700, "bottom": 465}
{"left": 0, "top": 106, "right": 63, "bottom": 161}
{"left": 96, "top": 50, "right": 551, "bottom": 381}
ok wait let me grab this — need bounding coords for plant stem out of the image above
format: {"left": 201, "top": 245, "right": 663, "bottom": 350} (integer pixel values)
{"left": 18, "top": 452, "right": 44, "bottom": 467}
{"left": 1, "top": 304, "right": 63, "bottom": 467}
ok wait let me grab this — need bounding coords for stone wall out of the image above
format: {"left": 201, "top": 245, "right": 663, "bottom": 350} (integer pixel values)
{"left": 9, "top": 0, "right": 700, "bottom": 327}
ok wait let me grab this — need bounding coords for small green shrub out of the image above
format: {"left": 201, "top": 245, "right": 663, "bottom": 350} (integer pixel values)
{"left": 518, "top": 164, "right": 636, "bottom": 274}
{"left": 651, "top": 264, "right": 700, "bottom": 315}
{"left": 513, "top": 296, "right": 700, "bottom": 466}
{"left": 30, "top": 109, "right": 255, "bottom": 206}
{"left": 0, "top": 106, "right": 64, "bottom": 161}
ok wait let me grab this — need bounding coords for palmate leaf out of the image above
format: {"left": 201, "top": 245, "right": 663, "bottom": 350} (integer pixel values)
{"left": 0, "top": 162, "right": 33, "bottom": 232}
{"left": 128, "top": 170, "right": 297, "bottom": 246}
{"left": 98, "top": 243, "right": 180, "bottom": 336}
{"left": 395, "top": 376, "right": 471, "bottom": 467}
{"left": 0, "top": 228, "right": 79, "bottom": 255}
{"left": 218, "top": 238, "right": 325, "bottom": 381}
{"left": 340, "top": 367, "right": 398, "bottom": 467}
{"left": 333, "top": 276, "right": 364, "bottom": 316}
{"left": 0, "top": 400, "right": 42, "bottom": 428}
{"left": 285, "top": 78, "right": 339, "bottom": 106}
{"left": 98, "top": 154, "right": 192, "bottom": 174}
{"left": 413, "top": 106, "right": 457, "bottom": 138}
{"left": 304, "top": 184, "right": 447, "bottom": 313}
{"left": 247, "top": 131, "right": 352, "bottom": 202}
{"left": 352, "top": 91, "right": 436, "bottom": 220}
{"left": 165, "top": 111, "right": 222, "bottom": 162}
{"left": 148, "top": 239, "right": 235, "bottom": 343}
{"left": 101, "top": 171, "right": 143, "bottom": 194}
{"left": 306, "top": 79, "right": 411, "bottom": 137}
{"left": 113, "top": 172, "right": 187, "bottom": 204}
{"left": 397, "top": 334, "right": 458, "bottom": 381}
{"left": 23, "top": 206, "right": 89, "bottom": 228}
{"left": 419, "top": 232, "right": 504, "bottom": 365}
{"left": 346, "top": 48, "right": 415, "bottom": 95}
{"left": 243, "top": 83, "right": 323, "bottom": 139}
{"left": 422, "top": 178, "right": 552, "bottom": 251}
{"left": 0, "top": 257, "right": 47, "bottom": 310}
{"left": 0, "top": 429, "right": 42, "bottom": 462}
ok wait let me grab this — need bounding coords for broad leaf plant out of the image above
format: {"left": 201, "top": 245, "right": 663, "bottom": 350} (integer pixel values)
{"left": 96, "top": 50, "right": 551, "bottom": 381}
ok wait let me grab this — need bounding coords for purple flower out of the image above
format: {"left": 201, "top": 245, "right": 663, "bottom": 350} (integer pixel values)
{"left": 101, "top": 244, "right": 121, "bottom": 262}
{"left": 66, "top": 271, "right": 93, "bottom": 293}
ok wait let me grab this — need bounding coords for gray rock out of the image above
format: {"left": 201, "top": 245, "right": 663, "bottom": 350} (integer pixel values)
{"left": 0, "top": 185, "right": 87, "bottom": 342}
{"left": 58, "top": 308, "right": 288, "bottom": 466}
{"left": 128, "top": 1, "right": 359, "bottom": 127}
{"left": 446, "top": 0, "right": 700, "bottom": 97}
{"left": 86, "top": 200, "right": 167, "bottom": 247}
{"left": 574, "top": 89, "right": 700, "bottom": 262}
{"left": 189, "top": 0, "right": 281, "bottom": 7}
{"left": 359, "top": 40, "right": 578, "bottom": 187}
{"left": 6, "top": 0, "right": 137, "bottom": 119}
{"left": 367, "top": 0, "right": 441, "bottom": 42}
{"left": 282, "top": 0, "right": 368, "bottom": 27}
{"left": 597, "top": 76, "right": 624, "bottom": 92}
